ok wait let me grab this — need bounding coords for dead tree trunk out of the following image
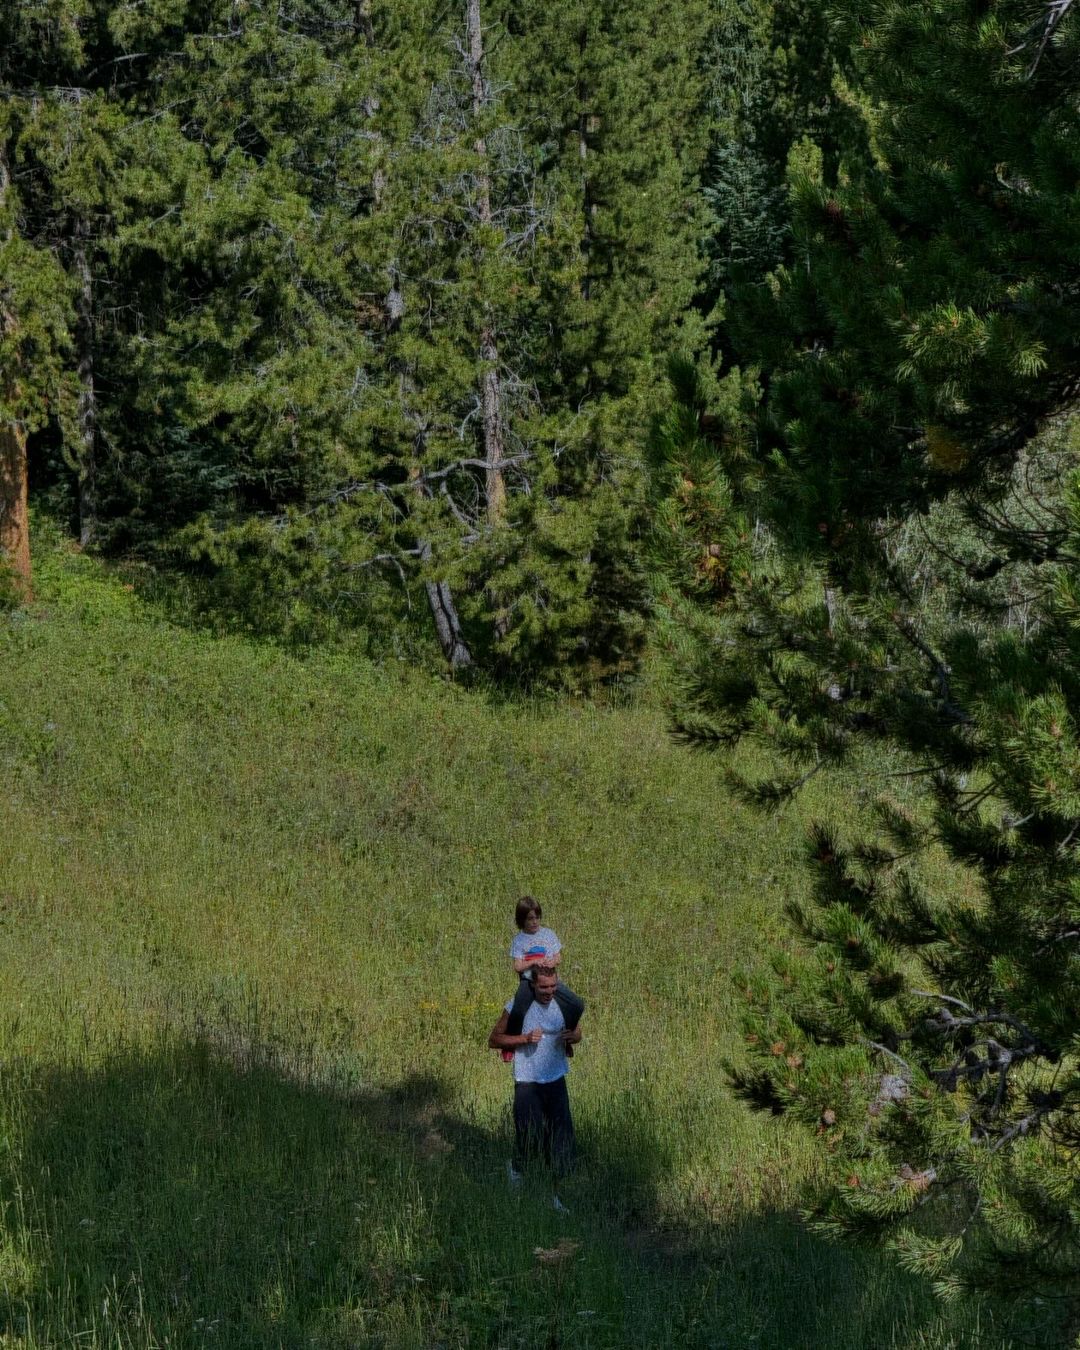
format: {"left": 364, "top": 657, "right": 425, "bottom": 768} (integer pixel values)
{"left": 420, "top": 538, "right": 473, "bottom": 669}
{"left": 0, "top": 141, "right": 31, "bottom": 600}
{"left": 409, "top": 462, "right": 473, "bottom": 670}
{"left": 356, "top": 6, "right": 469, "bottom": 666}
{"left": 72, "top": 219, "right": 97, "bottom": 549}
{"left": 359, "top": 12, "right": 473, "bottom": 669}
{"left": 355, "top": 0, "right": 374, "bottom": 45}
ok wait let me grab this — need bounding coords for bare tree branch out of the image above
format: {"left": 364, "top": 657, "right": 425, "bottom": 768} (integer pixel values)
{"left": 1007, "top": 0, "right": 1077, "bottom": 76}
{"left": 420, "top": 453, "right": 530, "bottom": 482}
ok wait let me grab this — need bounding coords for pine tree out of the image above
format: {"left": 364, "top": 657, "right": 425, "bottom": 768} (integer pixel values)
{"left": 700, "top": 0, "right": 862, "bottom": 324}
{"left": 645, "top": 354, "right": 753, "bottom": 702}
{"left": 658, "top": 0, "right": 1080, "bottom": 1321}
{"left": 369, "top": 0, "right": 717, "bottom": 676}
{"left": 489, "top": 0, "right": 714, "bottom": 675}
{"left": 25, "top": 92, "right": 118, "bottom": 548}
{"left": 701, "top": 0, "right": 787, "bottom": 301}
{"left": 351, "top": 0, "right": 561, "bottom": 669}
{"left": 0, "top": 5, "right": 78, "bottom": 598}
{"left": 101, "top": 0, "right": 402, "bottom": 639}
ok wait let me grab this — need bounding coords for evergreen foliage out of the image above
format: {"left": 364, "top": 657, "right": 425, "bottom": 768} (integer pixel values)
{"left": 2, "top": 0, "right": 715, "bottom": 680}
{"left": 700, "top": 0, "right": 859, "bottom": 333}
{"left": 485, "top": 0, "right": 716, "bottom": 674}
{"left": 655, "top": 0, "right": 1080, "bottom": 1321}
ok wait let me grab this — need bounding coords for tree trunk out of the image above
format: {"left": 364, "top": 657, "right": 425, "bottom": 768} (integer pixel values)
{"left": 72, "top": 220, "right": 97, "bottom": 549}
{"left": 0, "top": 141, "right": 31, "bottom": 600}
{"left": 479, "top": 333, "right": 506, "bottom": 525}
{"left": 409, "top": 462, "right": 473, "bottom": 670}
{"left": 0, "top": 417, "right": 31, "bottom": 602}
{"left": 420, "top": 540, "right": 473, "bottom": 669}
{"left": 466, "top": 0, "right": 509, "bottom": 638}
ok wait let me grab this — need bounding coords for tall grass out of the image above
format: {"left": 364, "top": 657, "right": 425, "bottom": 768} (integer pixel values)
{"left": 0, "top": 539, "right": 1032, "bottom": 1346}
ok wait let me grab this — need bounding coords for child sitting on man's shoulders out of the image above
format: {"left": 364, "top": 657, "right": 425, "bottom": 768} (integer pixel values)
{"left": 500, "top": 896, "right": 584, "bottom": 1061}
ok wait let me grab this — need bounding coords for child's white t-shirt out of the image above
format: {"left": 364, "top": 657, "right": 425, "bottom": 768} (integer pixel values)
{"left": 510, "top": 925, "right": 561, "bottom": 964}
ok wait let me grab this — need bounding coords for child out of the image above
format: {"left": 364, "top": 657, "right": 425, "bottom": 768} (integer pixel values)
{"left": 501, "top": 896, "right": 584, "bottom": 1060}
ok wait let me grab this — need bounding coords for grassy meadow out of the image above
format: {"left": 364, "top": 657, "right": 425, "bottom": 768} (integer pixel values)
{"left": 0, "top": 540, "right": 1029, "bottom": 1348}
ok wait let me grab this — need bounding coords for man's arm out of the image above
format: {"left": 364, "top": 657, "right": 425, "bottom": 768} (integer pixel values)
{"left": 557, "top": 1024, "right": 581, "bottom": 1045}
{"left": 489, "top": 1011, "right": 542, "bottom": 1050}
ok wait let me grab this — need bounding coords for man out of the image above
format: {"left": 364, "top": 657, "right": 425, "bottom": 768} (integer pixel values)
{"left": 488, "top": 966, "right": 582, "bottom": 1206}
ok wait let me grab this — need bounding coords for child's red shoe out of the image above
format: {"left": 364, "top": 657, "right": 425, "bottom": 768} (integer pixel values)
{"left": 500, "top": 1049, "right": 514, "bottom": 1063}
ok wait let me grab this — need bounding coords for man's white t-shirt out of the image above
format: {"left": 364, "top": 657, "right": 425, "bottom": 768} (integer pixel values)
{"left": 509, "top": 926, "right": 561, "bottom": 966}
{"left": 503, "top": 995, "right": 569, "bottom": 1083}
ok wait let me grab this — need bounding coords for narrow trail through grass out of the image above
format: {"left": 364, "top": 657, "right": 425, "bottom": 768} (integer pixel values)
{"left": 0, "top": 544, "right": 1019, "bottom": 1347}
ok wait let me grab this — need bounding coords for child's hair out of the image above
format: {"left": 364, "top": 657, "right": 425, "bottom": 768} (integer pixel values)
{"left": 514, "top": 895, "right": 541, "bottom": 929}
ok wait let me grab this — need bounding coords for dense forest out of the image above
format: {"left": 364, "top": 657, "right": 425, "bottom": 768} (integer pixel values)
{"left": 2, "top": 0, "right": 721, "bottom": 674}
{"left": 4, "top": 0, "right": 1080, "bottom": 1334}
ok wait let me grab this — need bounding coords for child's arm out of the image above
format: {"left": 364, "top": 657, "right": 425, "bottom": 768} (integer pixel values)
{"left": 512, "top": 948, "right": 561, "bottom": 972}
{"left": 510, "top": 929, "right": 562, "bottom": 972}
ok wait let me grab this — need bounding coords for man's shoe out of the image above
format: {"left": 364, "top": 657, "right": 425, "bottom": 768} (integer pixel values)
{"left": 552, "top": 1193, "right": 570, "bottom": 1214}
{"left": 507, "top": 1162, "right": 523, "bottom": 1190}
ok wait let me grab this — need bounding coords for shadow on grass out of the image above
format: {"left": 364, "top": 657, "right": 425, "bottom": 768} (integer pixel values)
{"left": 0, "top": 1018, "right": 1044, "bottom": 1350}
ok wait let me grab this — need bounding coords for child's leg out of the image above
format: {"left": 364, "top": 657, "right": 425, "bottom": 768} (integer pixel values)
{"left": 506, "top": 974, "right": 535, "bottom": 1037}
{"left": 554, "top": 983, "right": 585, "bottom": 1031}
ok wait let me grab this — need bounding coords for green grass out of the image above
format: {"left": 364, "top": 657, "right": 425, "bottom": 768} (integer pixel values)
{"left": 0, "top": 540, "right": 1028, "bottom": 1347}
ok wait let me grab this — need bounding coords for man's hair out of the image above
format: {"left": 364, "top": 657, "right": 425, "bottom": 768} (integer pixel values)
{"left": 532, "top": 965, "right": 558, "bottom": 982}
{"left": 514, "top": 895, "right": 541, "bottom": 929}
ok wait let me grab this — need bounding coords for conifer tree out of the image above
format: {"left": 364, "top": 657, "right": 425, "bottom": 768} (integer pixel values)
{"left": 491, "top": 0, "right": 714, "bottom": 673}
{"left": 352, "top": 0, "right": 551, "bottom": 667}
{"left": 0, "top": 5, "right": 78, "bottom": 597}
{"left": 103, "top": 0, "right": 400, "bottom": 635}
{"left": 701, "top": 0, "right": 787, "bottom": 300}
{"left": 213, "top": 0, "right": 718, "bottom": 676}
{"left": 367, "top": 0, "right": 716, "bottom": 675}
{"left": 0, "top": 139, "right": 36, "bottom": 601}
{"left": 701, "top": 0, "right": 863, "bottom": 341}
{"left": 25, "top": 89, "right": 120, "bottom": 548}
{"left": 2, "top": 0, "right": 210, "bottom": 556}
{"left": 657, "top": 0, "right": 1080, "bottom": 1321}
